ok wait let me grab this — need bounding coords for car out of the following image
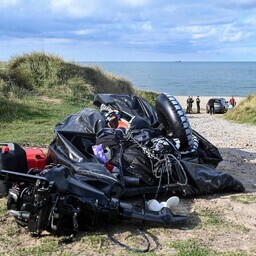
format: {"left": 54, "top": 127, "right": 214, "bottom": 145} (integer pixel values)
{"left": 206, "top": 98, "right": 229, "bottom": 114}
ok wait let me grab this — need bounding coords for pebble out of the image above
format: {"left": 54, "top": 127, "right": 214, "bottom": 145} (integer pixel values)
{"left": 187, "top": 113, "right": 256, "bottom": 152}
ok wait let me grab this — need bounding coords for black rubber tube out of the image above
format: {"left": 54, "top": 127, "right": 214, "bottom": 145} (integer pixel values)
{"left": 155, "top": 93, "right": 193, "bottom": 150}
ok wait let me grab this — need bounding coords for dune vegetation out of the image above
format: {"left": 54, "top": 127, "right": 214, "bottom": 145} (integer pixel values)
{"left": 224, "top": 94, "right": 256, "bottom": 125}
{"left": 0, "top": 52, "right": 255, "bottom": 146}
{"left": 0, "top": 52, "right": 136, "bottom": 99}
{"left": 0, "top": 52, "right": 158, "bottom": 146}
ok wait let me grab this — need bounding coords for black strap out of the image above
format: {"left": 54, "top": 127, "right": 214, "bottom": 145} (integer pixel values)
{"left": 107, "top": 228, "right": 150, "bottom": 253}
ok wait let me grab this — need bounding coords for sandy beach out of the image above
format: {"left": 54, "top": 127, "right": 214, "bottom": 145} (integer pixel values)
{"left": 186, "top": 112, "right": 256, "bottom": 190}
{"left": 174, "top": 95, "right": 245, "bottom": 111}
{"left": 172, "top": 95, "right": 255, "bottom": 191}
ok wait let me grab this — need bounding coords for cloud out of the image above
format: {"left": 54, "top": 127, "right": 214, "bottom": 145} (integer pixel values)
{"left": 220, "top": 31, "right": 243, "bottom": 42}
{"left": 1, "top": 0, "right": 256, "bottom": 60}
{"left": 0, "top": 0, "right": 19, "bottom": 8}
{"left": 141, "top": 22, "right": 153, "bottom": 32}
{"left": 5, "top": 37, "right": 71, "bottom": 47}
{"left": 74, "top": 29, "right": 98, "bottom": 36}
{"left": 215, "top": 0, "right": 256, "bottom": 9}
{"left": 121, "top": 0, "right": 153, "bottom": 7}
{"left": 49, "top": 0, "right": 101, "bottom": 18}
{"left": 243, "top": 16, "right": 256, "bottom": 26}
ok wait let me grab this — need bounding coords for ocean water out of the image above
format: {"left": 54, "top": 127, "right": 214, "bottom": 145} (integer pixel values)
{"left": 80, "top": 62, "right": 256, "bottom": 97}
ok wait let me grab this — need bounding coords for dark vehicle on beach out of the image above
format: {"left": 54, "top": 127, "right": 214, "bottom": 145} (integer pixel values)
{"left": 206, "top": 98, "right": 229, "bottom": 114}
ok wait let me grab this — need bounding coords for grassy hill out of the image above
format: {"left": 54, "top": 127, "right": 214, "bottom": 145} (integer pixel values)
{"left": 0, "top": 52, "right": 157, "bottom": 146}
{"left": 224, "top": 94, "right": 256, "bottom": 125}
{"left": 0, "top": 52, "right": 135, "bottom": 98}
{"left": 0, "top": 52, "right": 255, "bottom": 146}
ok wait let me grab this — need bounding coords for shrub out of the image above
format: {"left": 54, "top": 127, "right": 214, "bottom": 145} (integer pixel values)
{"left": 224, "top": 94, "right": 256, "bottom": 125}
{"left": 1, "top": 52, "right": 135, "bottom": 98}
{"left": 8, "top": 52, "right": 63, "bottom": 89}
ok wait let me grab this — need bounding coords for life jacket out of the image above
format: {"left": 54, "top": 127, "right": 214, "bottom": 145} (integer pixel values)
{"left": 117, "top": 119, "right": 129, "bottom": 128}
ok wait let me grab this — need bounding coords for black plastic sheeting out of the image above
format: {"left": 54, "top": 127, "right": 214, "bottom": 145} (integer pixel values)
{"left": 55, "top": 108, "right": 106, "bottom": 134}
{"left": 47, "top": 94, "right": 244, "bottom": 198}
{"left": 93, "top": 93, "right": 158, "bottom": 125}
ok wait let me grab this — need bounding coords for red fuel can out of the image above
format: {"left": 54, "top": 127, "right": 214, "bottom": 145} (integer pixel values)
{"left": 25, "top": 149, "right": 47, "bottom": 169}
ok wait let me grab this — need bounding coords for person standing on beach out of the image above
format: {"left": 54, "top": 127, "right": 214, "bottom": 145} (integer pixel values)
{"left": 186, "top": 96, "right": 191, "bottom": 113}
{"left": 189, "top": 96, "right": 194, "bottom": 113}
{"left": 208, "top": 98, "right": 215, "bottom": 115}
{"left": 229, "top": 96, "right": 236, "bottom": 108}
{"left": 186, "top": 96, "right": 194, "bottom": 113}
{"left": 196, "top": 96, "right": 200, "bottom": 113}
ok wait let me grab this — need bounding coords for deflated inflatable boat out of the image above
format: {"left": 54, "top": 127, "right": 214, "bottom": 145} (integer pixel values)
{"left": 0, "top": 93, "right": 244, "bottom": 243}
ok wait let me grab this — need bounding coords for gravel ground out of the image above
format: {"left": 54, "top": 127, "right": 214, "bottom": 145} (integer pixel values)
{"left": 187, "top": 112, "right": 256, "bottom": 192}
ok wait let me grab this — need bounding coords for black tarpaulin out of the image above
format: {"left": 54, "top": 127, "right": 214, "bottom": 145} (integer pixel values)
{"left": 55, "top": 108, "right": 106, "bottom": 134}
{"left": 93, "top": 93, "right": 158, "bottom": 124}
{"left": 46, "top": 94, "right": 244, "bottom": 197}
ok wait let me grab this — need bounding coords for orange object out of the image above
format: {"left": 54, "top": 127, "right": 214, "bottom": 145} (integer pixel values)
{"left": 117, "top": 119, "right": 129, "bottom": 128}
{"left": 25, "top": 149, "right": 46, "bottom": 169}
{"left": 2, "top": 146, "right": 9, "bottom": 153}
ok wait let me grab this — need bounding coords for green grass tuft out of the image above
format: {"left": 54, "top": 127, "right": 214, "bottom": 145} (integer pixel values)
{"left": 170, "top": 239, "right": 213, "bottom": 256}
{"left": 16, "top": 237, "right": 60, "bottom": 256}
{"left": 0, "top": 198, "right": 8, "bottom": 216}
{"left": 197, "top": 209, "right": 249, "bottom": 233}
{"left": 170, "top": 239, "right": 246, "bottom": 256}
{"left": 0, "top": 52, "right": 254, "bottom": 147}
{"left": 0, "top": 52, "right": 136, "bottom": 146}
{"left": 224, "top": 94, "right": 256, "bottom": 125}
{"left": 230, "top": 194, "right": 256, "bottom": 205}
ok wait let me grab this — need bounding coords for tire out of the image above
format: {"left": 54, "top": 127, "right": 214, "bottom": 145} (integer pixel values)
{"left": 155, "top": 93, "right": 193, "bottom": 150}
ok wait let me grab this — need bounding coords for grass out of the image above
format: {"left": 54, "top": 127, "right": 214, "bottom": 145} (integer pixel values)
{"left": 0, "top": 91, "right": 158, "bottom": 146}
{"left": 224, "top": 94, "right": 256, "bottom": 125}
{"left": 15, "top": 238, "right": 60, "bottom": 256}
{"left": 0, "top": 52, "right": 256, "bottom": 255}
{"left": 196, "top": 208, "right": 250, "bottom": 233}
{"left": 0, "top": 96, "right": 87, "bottom": 146}
{"left": 0, "top": 52, "right": 159, "bottom": 146}
{"left": 170, "top": 239, "right": 246, "bottom": 256}
{"left": 2, "top": 52, "right": 135, "bottom": 94}
{"left": 199, "top": 209, "right": 224, "bottom": 227}
{"left": 230, "top": 194, "right": 256, "bottom": 205}
{"left": 0, "top": 198, "right": 8, "bottom": 215}
{"left": 0, "top": 196, "right": 254, "bottom": 256}
{"left": 170, "top": 239, "right": 213, "bottom": 256}
{"left": 1, "top": 52, "right": 255, "bottom": 146}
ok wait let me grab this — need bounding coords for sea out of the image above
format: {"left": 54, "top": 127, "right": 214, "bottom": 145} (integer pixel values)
{"left": 80, "top": 62, "right": 256, "bottom": 97}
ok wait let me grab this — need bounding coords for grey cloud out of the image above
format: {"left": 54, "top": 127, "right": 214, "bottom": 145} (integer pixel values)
{"left": 1, "top": 0, "right": 256, "bottom": 60}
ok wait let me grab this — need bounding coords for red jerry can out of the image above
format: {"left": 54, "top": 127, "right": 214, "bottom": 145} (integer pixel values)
{"left": 25, "top": 149, "right": 47, "bottom": 169}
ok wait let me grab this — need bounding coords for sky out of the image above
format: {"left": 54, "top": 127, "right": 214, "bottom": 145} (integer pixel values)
{"left": 1, "top": 0, "right": 256, "bottom": 61}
